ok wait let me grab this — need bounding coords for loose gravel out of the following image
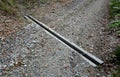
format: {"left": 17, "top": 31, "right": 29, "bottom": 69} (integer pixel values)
{"left": 0, "top": 0, "right": 110, "bottom": 77}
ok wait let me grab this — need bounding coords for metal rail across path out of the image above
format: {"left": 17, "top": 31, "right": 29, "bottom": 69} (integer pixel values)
{"left": 25, "top": 15, "right": 103, "bottom": 67}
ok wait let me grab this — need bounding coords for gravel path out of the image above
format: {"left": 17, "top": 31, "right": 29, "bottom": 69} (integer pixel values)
{"left": 0, "top": 0, "right": 110, "bottom": 77}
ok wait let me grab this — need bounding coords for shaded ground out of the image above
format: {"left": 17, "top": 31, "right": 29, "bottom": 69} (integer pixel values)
{"left": 0, "top": 0, "right": 112, "bottom": 77}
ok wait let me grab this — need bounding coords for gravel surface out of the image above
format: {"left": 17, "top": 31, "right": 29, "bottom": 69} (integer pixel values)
{"left": 0, "top": 0, "right": 110, "bottom": 77}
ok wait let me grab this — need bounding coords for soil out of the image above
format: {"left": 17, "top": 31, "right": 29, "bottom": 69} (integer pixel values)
{"left": 0, "top": 0, "right": 116, "bottom": 77}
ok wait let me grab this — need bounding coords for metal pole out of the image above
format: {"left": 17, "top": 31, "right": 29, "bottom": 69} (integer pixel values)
{"left": 24, "top": 15, "right": 103, "bottom": 67}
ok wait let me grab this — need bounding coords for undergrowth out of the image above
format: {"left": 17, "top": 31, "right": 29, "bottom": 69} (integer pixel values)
{"left": 109, "top": 0, "right": 120, "bottom": 33}
{"left": 110, "top": 20, "right": 120, "bottom": 28}
{"left": 0, "top": 0, "right": 67, "bottom": 16}
{"left": 0, "top": 0, "right": 16, "bottom": 15}
{"left": 112, "top": 68, "right": 120, "bottom": 77}
{"left": 109, "top": 0, "right": 120, "bottom": 77}
{"left": 109, "top": 0, "right": 120, "bottom": 18}
{"left": 114, "top": 46, "right": 120, "bottom": 62}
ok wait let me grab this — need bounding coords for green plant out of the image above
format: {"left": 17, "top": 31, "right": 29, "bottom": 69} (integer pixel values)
{"left": 114, "top": 46, "right": 120, "bottom": 61}
{"left": 19, "top": 0, "right": 38, "bottom": 7}
{"left": 112, "top": 68, "right": 120, "bottom": 77}
{"left": 0, "top": 0, "right": 16, "bottom": 15}
{"left": 111, "top": 46, "right": 120, "bottom": 77}
{"left": 116, "top": 31, "right": 120, "bottom": 34}
{"left": 109, "top": 0, "right": 120, "bottom": 18}
{"left": 0, "top": 0, "right": 16, "bottom": 6}
{"left": 40, "top": 0, "right": 48, "bottom": 4}
{"left": 109, "top": 0, "right": 120, "bottom": 39}
{"left": 110, "top": 20, "right": 120, "bottom": 28}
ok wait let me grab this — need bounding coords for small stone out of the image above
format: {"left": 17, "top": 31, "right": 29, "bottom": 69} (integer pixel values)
{"left": 84, "top": 64, "right": 90, "bottom": 68}
{"left": 90, "top": 50, "right": 93, "bottom": 52}
{"left": 75, "top": 73, "right": 79, "bottom": 77}
{"left": 32, "top": 40, "right": 38, "bottom": 43}
{"left": 50, "top": 74, "right": 54, "bottom": 76}
{"left": 96, "top": 73, "right": 100, "bottom": 76}
{"left": 10, "top": 63, "right": 14, "bottom": 66}
{"left": 35, "top": 55, "right": 38, "bottom": 57}
{"left": 45, "top": 64, "right": 48, "bottom": 68}
{"left": 58, "top": 48, "right": 61, "bottom": 50}
{"left": 64, "top": 65, "right": 69, "bottom": 69}
{"left": 69, "top": 56, "right": 74, "bottom": 60}
{"left": 76, "top": 64, "right": 79, "bottom": 67}
{"left": 91, "top": 45, "right": 94, "bottom": 47}
{"left": 50, "top": 26, "right": 54, "bottom": 28}
{"left": 5, "top": 19, "right": 12, "bottom": 23}
{"left": 24, "top": 64, "right": 27, "bottom": 67}
{"left": 31, "top": 50, "right": 34, "bottom": 52}
{"left": 0, "top": 36, "right": 5, "bottom": 40}
{"left": 14, "top": 61, "right": 23, "bottom": 67}
{"left": 90, "top": 47, "right": 94, "bottom": 50}
{"left": 83, "top": 75, "right": 89, "bottom": 77}
{"left": 75, "top": 72, "right": 80, "bottom": 77}
{"left": 22, "top": 54, "right": 26, "bottom": 58}
{"left": 3, "top": 65, "right": 7, "bottom": 68}
{"left": 0, "top": 72, "right": 2, "bottom": 76}
{"left": 25, "top": 73, "right": 28, "bottom": 76}
{"left": 82, "top": 63, "right": 85, "bottom": 65}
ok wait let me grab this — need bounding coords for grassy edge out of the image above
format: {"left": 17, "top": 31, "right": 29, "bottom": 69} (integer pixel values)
{"left": 109, "top": 0, "right": 120, "bottom": 77}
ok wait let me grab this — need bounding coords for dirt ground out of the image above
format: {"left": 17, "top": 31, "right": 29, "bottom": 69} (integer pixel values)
{"left": 0, "top": 0, "right": 114, "bottom": 77}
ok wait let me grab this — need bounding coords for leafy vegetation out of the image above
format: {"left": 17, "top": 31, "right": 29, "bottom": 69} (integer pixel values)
{"left": 0, "top": 0, "right": 16, "bottom": 15}
{"left": 109, "top": 0, "right": 120, "bottom": 32}
{"left": 114, "top": 46, "right": 120, "bottom": 62}
{"left": 109, "top": 0, "right": 120, "bottom": 77}
{"left": 110, "top": 20, "right": 120, "bottom": 28}
{"left": 0, "top": 0, "right": 40, "bottom": 15}
{"left": 0, "top": 0, "right": 66, "bottom": 15}
{"left": 112, "top": 46, "right": 120, "bottom": 64}
{"left": 109, "top": 0, "right": 120, "bottom": 18}
{"left": 112, "top": 68, "right": 120, "bottom": 77}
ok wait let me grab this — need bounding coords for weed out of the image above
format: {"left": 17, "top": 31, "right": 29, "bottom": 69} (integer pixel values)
{"left": 114, "top": 46, "right": 120, "bottom": 62}
{"left": 110, "top": 20, "right": 120, "bottom": 28}
{"left": 109, "top": 0, "right": 120, "bottom": 30}
{"left": 110, "top": 46, "right": 120, "bottom": 77}
{"left": 109, "top": 0, "right": 120, "bottom": 18}
{"left": 109, "top": 0, "right": 120, "bottom": 76}
{"left": 112, "top": 68, "right": 120, "bottom": 77}
{"left": 40, "top": 0, "right": 48, "bottom": 4}
{"left": 0, "top": 0, "right": 16, "bottom": 15}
